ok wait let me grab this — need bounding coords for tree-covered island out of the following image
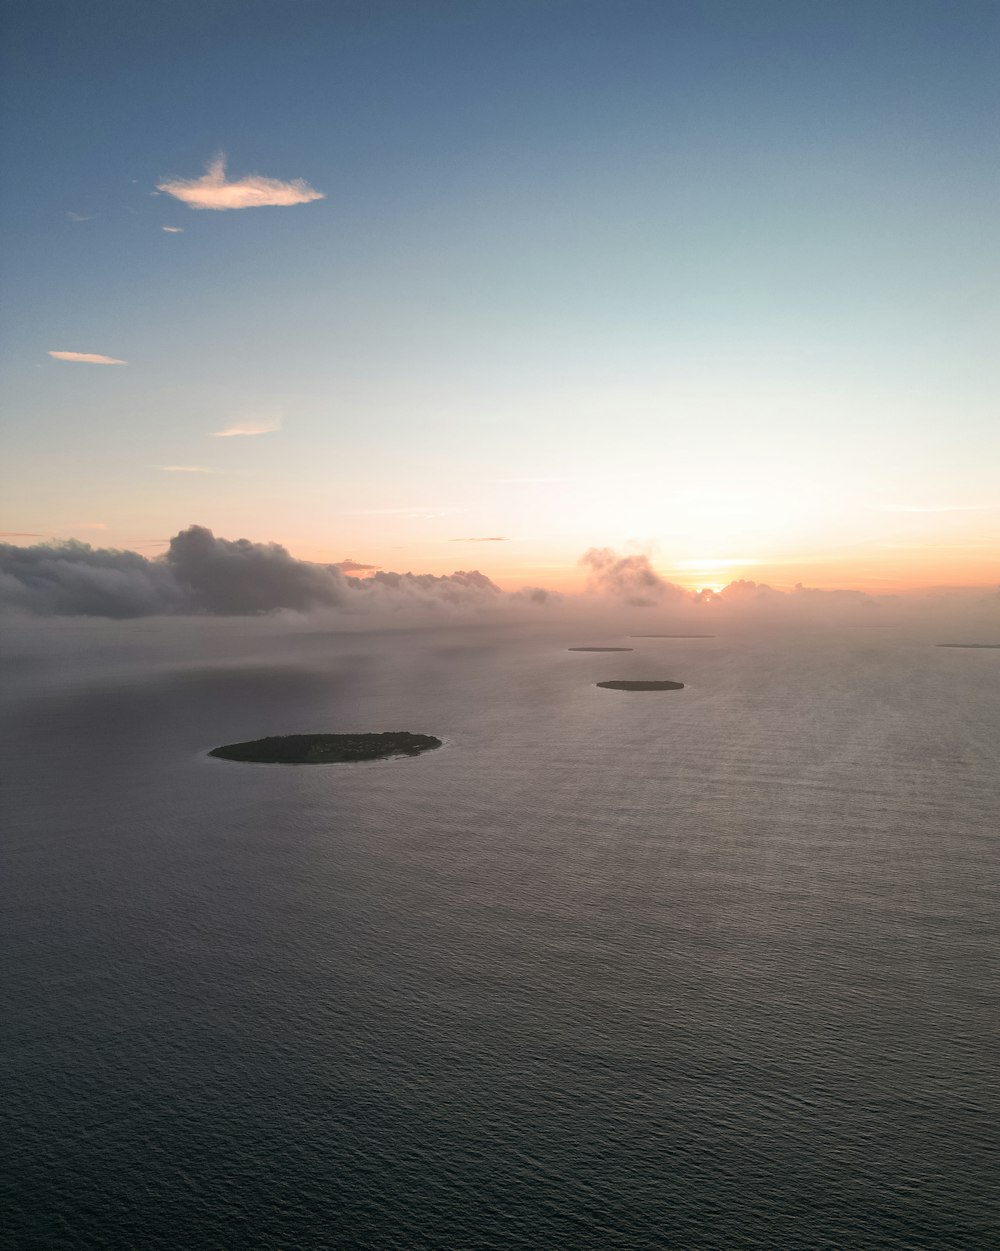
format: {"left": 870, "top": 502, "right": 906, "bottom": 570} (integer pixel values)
{"left": 567, "top": 646, "right": 634, "bottom": 652}
{"left": 209, "top": 732, "right": 442, "bottom": 764}
{"left": 596, "top": 679, "right": 685, "bottom": 691}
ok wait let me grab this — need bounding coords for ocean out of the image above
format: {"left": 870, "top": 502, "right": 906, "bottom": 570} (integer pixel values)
{"left": 2, "top": 620, "right": 998, "bottom": 1249}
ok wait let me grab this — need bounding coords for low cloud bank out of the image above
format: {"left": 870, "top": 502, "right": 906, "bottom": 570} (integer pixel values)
{"left": 0, "top": 526, "right": 512, "bottom": 619}
{"left": 1, "top": 533, "right": 996, "bottom": 629}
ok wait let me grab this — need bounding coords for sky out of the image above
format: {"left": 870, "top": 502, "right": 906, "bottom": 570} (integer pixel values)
{"left": 1, "top": 0, "right": 997, "bottom": 596}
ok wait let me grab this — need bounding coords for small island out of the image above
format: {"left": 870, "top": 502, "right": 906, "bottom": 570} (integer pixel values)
{"left": 568, "top": 646, "right": 634, "bottom": 652}
{"left": 936, "top": 643, "right": 1000, "bottom": 649}
{"left": 596, "top": 680, "right": 685, "bottom": 691}
{"left": 209, "top": 732, "right": 442, "bottom": 764}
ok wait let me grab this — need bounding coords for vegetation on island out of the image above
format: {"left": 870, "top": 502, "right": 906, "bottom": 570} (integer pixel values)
{"left": 209, "top": 732, "right": 442, "bottom": 764}
{"left": 596, "top": 680, "right": 685, "bottom": 691}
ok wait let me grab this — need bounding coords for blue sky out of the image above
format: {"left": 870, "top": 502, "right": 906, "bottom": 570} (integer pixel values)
{"left": 1, "top": 0, "right": 997, "bottom": 589}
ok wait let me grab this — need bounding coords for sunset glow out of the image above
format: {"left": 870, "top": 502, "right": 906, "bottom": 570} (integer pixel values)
{"left": 0, "top": 1, "right": 996, "bottom": 604}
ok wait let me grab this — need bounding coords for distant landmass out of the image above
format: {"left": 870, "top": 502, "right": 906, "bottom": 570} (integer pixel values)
{"left": 630, "top": 634, "right": 715, "bottom": 639}
{"left": 936, "top": 643, "right": 1000, "bottom": 649}
{"left": 596, "top": 680, "right": 685, "bottom": 691}
{"left": 568, "top": 646, "right": 634, "bottom": 652}
{"left": 209, "top": 732, "right": 442, "bottom": 764}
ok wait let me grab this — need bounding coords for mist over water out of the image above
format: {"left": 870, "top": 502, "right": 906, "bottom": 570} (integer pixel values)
{"left": 2, "top": 621, "right": 998, "bottom": 1248}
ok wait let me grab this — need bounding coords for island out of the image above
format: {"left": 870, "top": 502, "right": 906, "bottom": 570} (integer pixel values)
{"left": 936, "top": 643, "right": 1000, "bottom": 649}
{"left": 568, "top": 646, "right": 634, "bottom": 652}
{"left": 209, "top": 732, "right": 442, "bottom": 764}
{"left": 596, "top": 680, "right": 685, "bottom": 691}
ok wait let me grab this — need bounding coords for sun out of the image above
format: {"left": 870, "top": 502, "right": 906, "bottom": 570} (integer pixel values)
{"left": 672, "top": 557, "right": 757, "bottom": 593}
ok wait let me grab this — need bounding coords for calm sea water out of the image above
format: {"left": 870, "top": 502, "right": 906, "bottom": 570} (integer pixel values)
{"left": 2, "top": 621, "right": 998, "bottom": 1249}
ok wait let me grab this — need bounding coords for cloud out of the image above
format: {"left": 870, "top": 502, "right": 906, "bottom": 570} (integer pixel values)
{"left": 0, "top": 526, "right": 517, "bottom": 618}
{"left": 335, "top": 558, "right": 378, "bottom": 572}
{"left": 452, "top": 536, "right": 509, "bottom": 542}
{"left": 211, "top": 418, "right": 281, "bottom": 437}
{"left": 876, "top": 504, "right": 997, "bottom": 513}
{"left": 48, "top": 351, "right": 127, "bottom": 366}
{"left": 157, "top": 156, "right": 324, "bottom": 211}
{"left": 162, "top": 226, "right": 183, "bottom": 233}
{"left": 0, "top": 538, "right": 184, "bottom": 617}
{"left": 3, "top": 529, "right": 997, "bottom": 627}
{"left": 66, "top": 212, "right": 96, "bottom": 222}
{"left": 77, "top": 522, "right": 107, "bottom": 530}
{"left": 350, "top": 506, "right": 456, "bottom": 518}
{"left": 0, "top": 532, "right": 48, "bottom": 538}
{"left": 580, "top": 547, "right": 685, "bottom": 607}
{"left": 161, "top": 465, "right": 216, "bottom": 473}
{"left": 512, "top": 585, "right": 559, "bottom": 605}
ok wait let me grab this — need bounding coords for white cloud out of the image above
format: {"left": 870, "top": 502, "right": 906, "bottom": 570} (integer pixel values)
{"left": 157, "top": 156, "right": 324, "bottom": 211}
{"left": 48, "top": 351, "right": 127, "bottom": 365}
{"left": 210, "top": 418, "right": 282, "bottom": 438}
{"left": 160, "top": 465, "right": 216, "bottom": 473}
{"left": 162, "top": 225, "right": 183, "bottom": 233}
{"left": 66, "top": 211, "right": 96, "bottom": 222}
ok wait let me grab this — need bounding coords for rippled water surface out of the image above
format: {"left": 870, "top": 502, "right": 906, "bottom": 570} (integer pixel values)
{"left": 2, "top": 623, "right": 998, "bottom": 1248}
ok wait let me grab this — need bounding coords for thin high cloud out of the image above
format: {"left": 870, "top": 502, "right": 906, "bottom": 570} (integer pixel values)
{"left": 877, "top": 504, "right": 997, "bottom": 513}
{"left": 66, "top": 211, "right": 96, "bottom": 222}
{"left": 162, "top": 226, "right": 183, "bottom": 233}
{"left": 452, "top": 536, "right": 509, "bottom": 542}
{"left": 157, "top": 156, "right": 324, "bottom": 211}
{"left": 211, "top": 418, "right": 281, "bottom": 438}
{"left": 48, "top": 351, "right": 127, "bottom": 366}
{"left": 161, "top": 465, "right": 216, "bottom": 473}
{"left": 350, "top": 506, "right": 458, "bottom": 519}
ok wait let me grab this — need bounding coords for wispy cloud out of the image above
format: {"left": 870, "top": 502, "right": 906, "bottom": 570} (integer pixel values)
{"left": 493, "top": 476, "right": 574, "bottom": 484}
{"left": 157, "top": 156, "right": 324, "bottom": 211}
{"left": 876, "top": 504, "right": 997, "bottom": 513}
{"left": 160, "top": 465, "right": 216, "bottom": 473}
{"left": 349, "top": 506, "right": 458, "bottom": 518}
{"left": 48, "top": 351, "right": 127, "bottom": 366}
{"left": 210, "top": 418, "right": 282, "bottom": 438}
{"left": 336, "top": 558, "right": 378, "bottom": 572}
{"left": 66, "top": 211, "right": 96, "bottom": 222}
{"left": 0, "top": 532, "right": 48, "bottom": 538}
{"left": 452, "top": 536, "right": 509, "bottom": 542}
{"left": 77, "top": 522, "right": 107, "bottom": 530}
{"left": 162, "top": 225, "right": 183, "bottom": 233}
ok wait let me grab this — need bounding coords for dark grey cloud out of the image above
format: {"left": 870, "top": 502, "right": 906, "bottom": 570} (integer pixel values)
{"left": 164, "top": 525, "right": 346, "bottom": 613}
{"left": 335, "top": 558, "right": 378, "bottom": 572}
{"left": 0, "top": 526, "right": 514, "bottom": 619}
{"left": 0, "top": 538, "right": 184, "bottom": 618}
{"left": 580, "top": 547, "right": 685, "bottom": 607}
